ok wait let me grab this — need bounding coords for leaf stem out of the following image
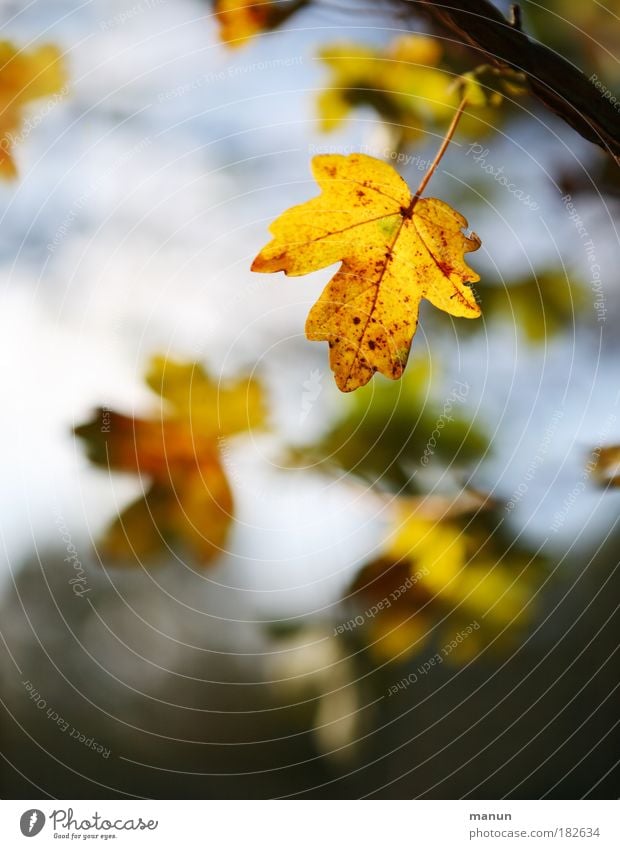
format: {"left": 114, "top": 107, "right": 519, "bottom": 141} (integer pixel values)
{"left": 413, "top": 95, "right": 468, "bottom": 200}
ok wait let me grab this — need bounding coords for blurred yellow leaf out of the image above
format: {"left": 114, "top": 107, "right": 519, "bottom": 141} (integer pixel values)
{"left": 74, "top": 356, "right": 266, "bottom": 564}
{"left": 348, "top": 493, "right": 539, "bottom": 662}
{"left": 455, "top": 65, "right": 527, "bottom": 109}
{"left": 389, "top": 34, "right": 443, "bottom": 66}
{"left": 146, "top": 355, "right": 265, "bottom": 437}
{"left": 0, "top": 41, "right": 67, "bottom": 179}
{"left": 389, "top": 516, "right": 468, "bottom": 594}
{"left": 457, "top": 72, "right": 490, "bottom": 109}
{"left": 214, "top": 0, "right": 270, "bottom": 46}
{"left": 594, "top": 445, "right": 620, "bottom": 487}
{"left": 214, "top": 0, "right": 306, "bottom": 48}
{"left": 317, "top": 36, "right": 449, "bottom": 141}
{"left": 316, "top": 35, "right": 503, "bottom": 145}
{"left": 252, "top": 153, "right": 481, "bottom": 391}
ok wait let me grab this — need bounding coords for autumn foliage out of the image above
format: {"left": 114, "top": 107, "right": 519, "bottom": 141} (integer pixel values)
{"left": 252, "top": 153, "right": 481, "bottom": 391}
{"left": 0, "top": 41, "right": 66, "bottom": 178}
{"left": 74, "top": 357, "right": 265, "bottom": 563}
{"left": 7, "top": 4, "right": 614, "bottom": 687}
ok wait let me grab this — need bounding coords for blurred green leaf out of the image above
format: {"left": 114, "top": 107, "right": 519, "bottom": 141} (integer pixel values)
{"left": 288, "top": 358, "right": 487, "bottom": 491}
{"left": 435, "top": 269, "right": 587, "bottom": 343}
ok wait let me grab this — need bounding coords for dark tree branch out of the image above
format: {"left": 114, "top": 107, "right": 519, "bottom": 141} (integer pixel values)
{"left": 400, "top": 0, "right": 620, "bottom": 163}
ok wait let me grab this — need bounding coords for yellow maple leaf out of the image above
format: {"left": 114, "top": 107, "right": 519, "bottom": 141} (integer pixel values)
{"left": 74, "top": 356, "right": 266, "bottom": 564}
{"left": 0, "top": 41, "right": 67, "bottom": 179}
{"left": 252, "top": 153, "right": 481, "bottom": 392}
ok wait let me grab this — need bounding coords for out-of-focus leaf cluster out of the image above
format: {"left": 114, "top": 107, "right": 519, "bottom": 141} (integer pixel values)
{"left": 212, "top": 0, "right": 308, "bottom": 48}
{"left": 451, "top": 270, "right": 588, "bottom": 343}
{"left": 288, "top": 358, "right": 487, "bottom": 492}
{"left": 75, "top": 356, "right": 266, "bottom": 564}
{"left": 341, "top": 493, "right": 545, "bottom": 663}
{"left": 0, "top": 40, "right": 67, "bottom": 178}
{"left": 316, "top": 36, "right": 526, "bottom": 150}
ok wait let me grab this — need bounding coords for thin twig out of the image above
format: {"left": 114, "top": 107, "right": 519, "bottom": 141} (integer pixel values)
{"left": 414, "top": 94, "right": 468, "bottom": 198}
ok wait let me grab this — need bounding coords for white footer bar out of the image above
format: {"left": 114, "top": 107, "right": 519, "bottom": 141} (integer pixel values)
{"left": 1, "top": 800, "right": 618, "bottom": 848}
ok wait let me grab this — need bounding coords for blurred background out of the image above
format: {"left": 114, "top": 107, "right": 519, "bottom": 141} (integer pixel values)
{"left": 0, "top": 0, "right": 619, "bottom": 798}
